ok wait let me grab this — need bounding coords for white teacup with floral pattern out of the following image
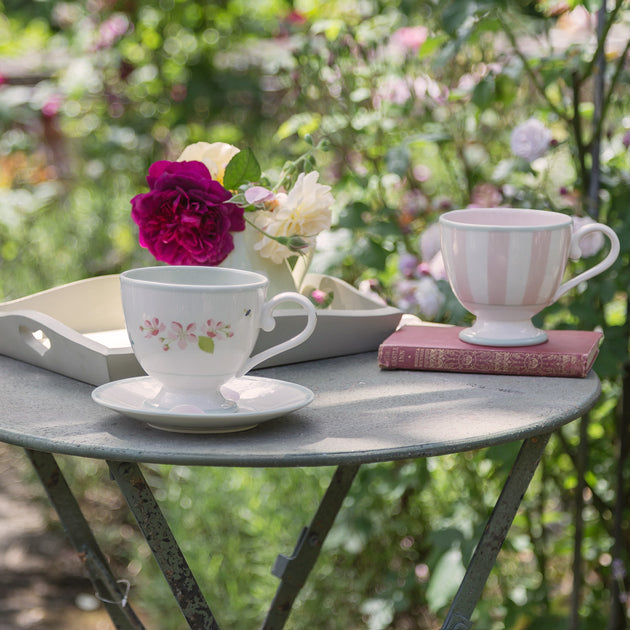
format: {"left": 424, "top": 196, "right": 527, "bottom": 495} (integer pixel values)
{"left": 120, "top": 266, "right": 317, "bottom": 412}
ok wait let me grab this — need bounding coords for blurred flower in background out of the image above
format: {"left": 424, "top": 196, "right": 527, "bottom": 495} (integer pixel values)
{"left": 510, "top": 118, "right": 553, "bottom": 162}
{"left": 391, "top": 221, "right": 446, "bottom": 320}
{"left": 572, "top": 215, "right": 606, "bottom": 258}
{"left": 469, "top": 183, "right": 503, "bottom": 208}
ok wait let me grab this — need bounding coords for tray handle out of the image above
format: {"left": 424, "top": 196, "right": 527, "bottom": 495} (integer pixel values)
{"left": 0, "top": 310, "right": 113, "bottom": 384}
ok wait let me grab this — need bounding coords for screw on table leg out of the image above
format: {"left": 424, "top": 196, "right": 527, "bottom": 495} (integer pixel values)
{"left": 24, "top": 449, "right": 146, "bottom": 630}
{"left": 262, "top": 463, "right": 360, "bottom": 630}
{"left": 107, "top": 460, "right": 220, "bottom": 630}
{"left": 439, "top": 433, "right": 552, "bottom": 629}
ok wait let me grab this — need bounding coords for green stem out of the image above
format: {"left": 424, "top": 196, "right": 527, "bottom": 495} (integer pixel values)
{"left": 568, "top": 413, "right": 589, "bottom": 630}
{"left": 274, "top": 139, "right": 327, "bottom": 193}
{"left": 583, "top": 0, "right": 625, "bottom": 79}
{"left": 243, "top": 216, "right": 311, "bottom": 257}
{"left": 598, "top": 37, "right": 630, "bottom": 148}
{"left": 498, "top": 14, "right": 569, "bottom": 122}
{"left": 587, "top": 3, "right": 609, "bottom": 220}
{"left": 571, "top": 72, "right": 590, "bottom": 211}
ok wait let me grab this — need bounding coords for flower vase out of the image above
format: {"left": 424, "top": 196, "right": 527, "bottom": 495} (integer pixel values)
{"left": 221, "top": 227, "right": 298, "bottom": 296}
{"left": 291, "top": 246, "right": 314, "bottom": 291}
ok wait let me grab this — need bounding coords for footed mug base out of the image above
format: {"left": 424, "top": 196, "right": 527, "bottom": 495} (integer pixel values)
{"left": 143, "top": 385, "right": 238, "bottom": 414}
{"left": 459, "top": 319, "right": 548, "bottom": 347}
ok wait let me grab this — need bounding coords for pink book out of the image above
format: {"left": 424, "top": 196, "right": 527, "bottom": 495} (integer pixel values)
{"left": 378, "top": 325, "right": 603, "bottom": 378}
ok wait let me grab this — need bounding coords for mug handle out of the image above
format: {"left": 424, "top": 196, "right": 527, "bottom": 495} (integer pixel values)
{"left": 553, "top": 223, "right": 620, "bottom": 301}
{"left": 238, "top": 292, "right": 317, "bottom": 375}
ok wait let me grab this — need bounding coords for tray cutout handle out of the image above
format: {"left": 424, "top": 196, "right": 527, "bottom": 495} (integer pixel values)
{"left": 19, "top": 325, "right": 52, "bottom": 357}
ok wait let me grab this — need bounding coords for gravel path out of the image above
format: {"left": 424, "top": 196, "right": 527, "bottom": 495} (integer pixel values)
{"left": 0, "top": 444, "right": 113, "bottom": 629}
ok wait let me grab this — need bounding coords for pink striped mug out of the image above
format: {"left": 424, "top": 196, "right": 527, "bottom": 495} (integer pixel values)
{"left": 440, "top": 208, "right": 619, "bottom": 346}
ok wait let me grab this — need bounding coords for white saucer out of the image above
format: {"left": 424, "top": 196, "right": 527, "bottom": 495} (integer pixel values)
{"left": 92, "top": 376, "right": 314, "bottom": 433}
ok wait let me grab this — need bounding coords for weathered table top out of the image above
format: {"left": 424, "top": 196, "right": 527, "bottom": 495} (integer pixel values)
{"left": 0, "top": 354, "right": 600, "bottom": 467}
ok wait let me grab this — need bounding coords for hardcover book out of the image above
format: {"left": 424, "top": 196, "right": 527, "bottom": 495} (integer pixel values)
{"left": 378, "top": 324, "right": 603, "bottom": 378}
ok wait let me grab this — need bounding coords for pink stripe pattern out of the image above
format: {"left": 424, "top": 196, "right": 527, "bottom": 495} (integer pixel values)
{"left": 441, "top": 223, "right": 572, "bottom": 309}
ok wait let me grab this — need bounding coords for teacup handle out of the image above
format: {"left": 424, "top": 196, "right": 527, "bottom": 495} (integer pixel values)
{"left": 553, "top": 223, "right": 620, "bottom": 301}
{"left": 238, "top": 292, "right": 317, "bottom": 376}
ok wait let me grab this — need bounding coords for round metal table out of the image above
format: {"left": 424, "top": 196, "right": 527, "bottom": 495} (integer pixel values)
{"left": 0, "top": 353, "right": 601, "bottom": 630}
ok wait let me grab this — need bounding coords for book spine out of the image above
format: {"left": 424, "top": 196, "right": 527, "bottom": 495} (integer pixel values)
{"left": 378, "top": 345, "right": 596, "bottom": 378}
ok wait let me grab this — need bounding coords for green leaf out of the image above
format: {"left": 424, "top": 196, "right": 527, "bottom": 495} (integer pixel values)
{"left": 350, "top": 87, "right": 371, "bottom": 103}
{"left": 495, "top": 74, "right": 517, "bottom": 105}
{"left": 439, "top": 0, "right": 477, "bottom": 36}
{"left": 355, "top": 237, "right": 389, "bottom": 271}
{"left": 407, "top": 127, "right": 453, "bottom": 144}
{"left": 275, "top": 112, "right": 322, "bottom": 141}
{"left": 198, "top": 336, "right": 215, "bottom": 354}
{"left": 338, "top": 202, "right": 370, "bottom": 229}
{"left": 426, "top": 547, "right": 466, "bottom": 611}
{"left": 472, "top": 74, "right": 495, "bottom": 108}
{"left": 418, "top": 34, "right": 449, "bottom": 58}
{"left": 370, "top": 220, "right": 402, "bottom": 238}
{"left": 385, "top": 145, "right": 411, "bottom": 177}
{"left": 222, "top": 148, "right": 261, "bottom": 191}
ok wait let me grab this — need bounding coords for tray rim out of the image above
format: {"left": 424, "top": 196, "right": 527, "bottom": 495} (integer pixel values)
{"left": 0, "top": 272, "right": 401, "bottom": 331}
{"left": 0, "top": 272, "right": 403, "bottom": 384}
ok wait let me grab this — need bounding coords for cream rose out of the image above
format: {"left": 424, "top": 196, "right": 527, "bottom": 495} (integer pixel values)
{"left": 252, "top": 171, "right": 334, "bottom": 263}
{"left": 177, "top": 142, "right": 240, "bottom": 184}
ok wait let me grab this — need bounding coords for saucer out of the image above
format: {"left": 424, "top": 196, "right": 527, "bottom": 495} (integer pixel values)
{"left": 91, "top": 376, "right": 314, "bottom": 433}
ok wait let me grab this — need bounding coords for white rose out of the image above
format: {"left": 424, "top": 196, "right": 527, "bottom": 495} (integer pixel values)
{"left": 419, "top": 222, "right": 441, "bottom": 262}
{"left": 414, "top": 276, "right": 445, "bottom": 320}
{"left": 177, "top": 142, "right": 240, "bottom": 184}
{"left": 572, "top": 216, "right": 605, "bottom": 258}
{"left": 427, "top": 251, "right": 446, "bottom": 281}
{"left": 253, "top": 171, "right": 334, "bottom": 263}
{"left": 510, "top": 119, "right": 552, "bottom": 162}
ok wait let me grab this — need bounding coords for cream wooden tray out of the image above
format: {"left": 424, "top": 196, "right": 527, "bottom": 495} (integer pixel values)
{"left": 0, "top": 273, "right": 402, "bottom": 386}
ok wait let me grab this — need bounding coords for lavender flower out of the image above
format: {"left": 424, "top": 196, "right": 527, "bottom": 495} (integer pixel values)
{"left": 399, "top": 253, "right": 420, "bottom": 278}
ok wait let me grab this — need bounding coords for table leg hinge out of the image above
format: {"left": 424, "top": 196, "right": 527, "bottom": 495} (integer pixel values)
{"left": 83, "top": 547, "right": 132, "bottom": 608}
{"left": 271, "top": 526, "right": 312, "bottom": 582}
{"left": 441, "top": 613, "right": 472, "bottom": 630}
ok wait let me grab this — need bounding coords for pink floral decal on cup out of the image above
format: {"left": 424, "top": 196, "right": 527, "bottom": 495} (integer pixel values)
{"left": 139, "top": 317, "right": 234, "bottom": 354}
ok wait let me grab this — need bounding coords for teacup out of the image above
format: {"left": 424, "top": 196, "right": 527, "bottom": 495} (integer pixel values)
{"left": 120, "top": 266, "right": 317, "bottom": 412}
{"left": 439, "top": 208, "right": 620, "bottom": 346}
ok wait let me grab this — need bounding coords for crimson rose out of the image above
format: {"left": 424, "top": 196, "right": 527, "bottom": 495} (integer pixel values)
{"left": 130, "top": 160, "right": 245, "bottom": 266}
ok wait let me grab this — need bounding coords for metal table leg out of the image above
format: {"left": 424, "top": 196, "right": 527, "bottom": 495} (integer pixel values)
{"left": 263, "top": 463, "right": 360, "bottom": 630}
{"left": 108, "top": 461, "right": 358, "bottom": 630}
{"left": 440, "top": 433, "right": 552, "bottom": 630}
{"left": 25, "top": 449, "right": 145, "bottom": 630}
{"left": 107, "top": 460, "right": 220, "bottom": 630}
{"left": 24, "top": 437, "right": 550, "bottom": 630}
{"left": 110, "top": 461, "right": 358, "bottom": 630}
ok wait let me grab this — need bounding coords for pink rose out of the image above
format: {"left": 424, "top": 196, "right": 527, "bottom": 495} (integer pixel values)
{"left": 130, "top": 160, "right": 245, "bottom": 265}
{"left": 245, "top": 186, "right": 276, "bottom": 204}
{"left": 41, "top": 94, "right": 63, "bottom": 118}
{"left": 390, "top": 26, "right": 428, "bottom": 53}
{"left": 310, "top": 289, "right": 328, "bottom": 305}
